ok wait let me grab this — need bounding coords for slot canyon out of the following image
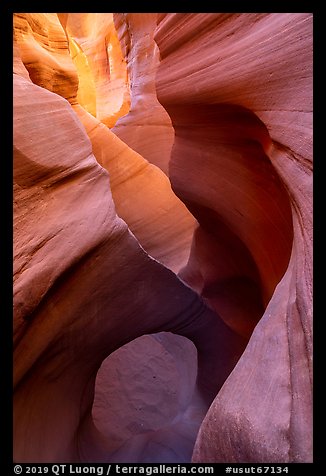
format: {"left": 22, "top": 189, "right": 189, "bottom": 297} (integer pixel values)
{"left": 13, "top": 13, "right": 312, "bottom": 463}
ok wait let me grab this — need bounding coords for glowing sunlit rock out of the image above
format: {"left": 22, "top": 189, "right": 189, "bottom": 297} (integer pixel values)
{"left": 60, "top": 13, "right": 130, "bottom": 127}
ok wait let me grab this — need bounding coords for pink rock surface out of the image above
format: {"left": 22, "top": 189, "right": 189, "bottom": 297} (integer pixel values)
{"left": 14, "top": 12, "right": 195, "bottom": 274}
{"left": 112, "top": 14, "right": 175, "bottom": 174}
{"left": 72, "top": 103, "right": 195, "bottom": 274}
{"left": 154, "top": 13, "right": 312, "bottom": 462}
{"left": 13, "top": 49, "right": 245, "bottom": 463}
{"left": 163, "top": 104, "right": 293, "bottom": 336}
{"left": 13, "top": 12, "right": 312, "bottom": 464}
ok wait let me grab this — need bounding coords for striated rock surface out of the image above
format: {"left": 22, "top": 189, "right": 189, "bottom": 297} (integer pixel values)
{"left": 13, "top": 31, "right": 245, "bottom": 462}
{"left": 154, "top": 13, "right": 312, "bottom": 462}
{"left": 13, "top": 12, "right": 312, "bottom": 464}
{"left": 14, "top": 12, "right": 195, "bottom": 274}
{"left": 72, "top": 103, "right": 195, "bottom": 274}
{"left": 14, "top": 13, "right": 78, "bottom": 103}
{"left": 162, "top": 103, "right": 293, "bottom": 337}
{"left": 58, "top": 13, "right": 130, "bottom": 128}
{"left": 112, "top": 14, "right": 174, "bottom": 174}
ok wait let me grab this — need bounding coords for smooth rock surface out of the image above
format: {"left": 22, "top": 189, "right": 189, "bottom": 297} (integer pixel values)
{"left": 154, "top": 12, "right": 312, "bottom": 462}
{"left": 93, "top": 333, "right": 198, "bottom": 460}
{"left": 13, "top": 63, "right": 245, "bottom": 463}
{"left": 72, "top": 103, "right": 195, "bottom": 274}
{"left": 13, "top": 12, "right": 312, "bottom": 464}
{"left": 112, "top": 14, "right": 174, "bottom": 175}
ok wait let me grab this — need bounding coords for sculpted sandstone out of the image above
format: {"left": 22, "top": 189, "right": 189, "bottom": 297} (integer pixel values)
{"left": 112, "top": 14, "right": 175, "bottom": 175}
{"left": 13, "top": 12, "right": 312, "bottom": 463}
{"left": 154, "top": 13, "right": 312, "bottom": 462}
{"left": 58, "top": 13, "right": 131, "bottom": 127}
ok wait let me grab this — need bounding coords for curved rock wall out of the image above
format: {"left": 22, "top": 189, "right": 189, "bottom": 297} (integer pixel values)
{"left": 71, "top": 104, "right": 195, "bottom": 274}
{"left": 154, "top": 13, "right": 312, "bottom": 462}
{"left": 13, "top": 12, "right": 312, "bottom": 464}
{"left": 14, "top": 70, "right": 245, "bottom": 462}
{"left": 14, "top": 13, "right": 78, "bottom": 103}
{"left": 14, "top": 13, "right": 195, "bottom": 274}
{"left": 58, "top": 13, "right": 131, "bottom": 127}
{"left": 112, "top": 14, "right": 175, "bottom": 175}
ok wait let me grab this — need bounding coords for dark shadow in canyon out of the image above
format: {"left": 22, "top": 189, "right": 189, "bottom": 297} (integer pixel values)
{"left": 86, "top": 104, "right": 294, "bottom": 463}
{"left": 161, "top": 103, "right": 294, "bottom": 337}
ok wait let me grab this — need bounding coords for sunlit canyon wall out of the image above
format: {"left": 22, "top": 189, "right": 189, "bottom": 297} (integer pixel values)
{"left": 13, "top": 13, "right": 312, "bottom": 463}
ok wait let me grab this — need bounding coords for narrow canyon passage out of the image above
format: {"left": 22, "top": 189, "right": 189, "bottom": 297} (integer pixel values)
{"left": 13, "top": 13, "right": 312, "bottom": 463}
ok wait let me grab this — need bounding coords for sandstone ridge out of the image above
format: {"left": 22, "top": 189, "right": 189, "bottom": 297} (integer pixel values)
{"left": 13, "top": 13, "right": 312, "bottom": 463}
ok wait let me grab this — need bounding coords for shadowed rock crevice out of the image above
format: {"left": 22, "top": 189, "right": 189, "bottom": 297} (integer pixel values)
{"left": 13, "top": 12, "right": 312, "bottom": 464}
{"left": 155, "top": 103, "right": 294, "bottom": 339}
{"left": 13, "top": 73, "right": 247, "bottom": 463}
{"left": 153, "top": 12, "right": 311, "bottom": 462}
{"left": 59, "top": 13, "right": 131, "bottom": 127}
{"left": 112, "top": 13, "right": 175, "bottom": 175}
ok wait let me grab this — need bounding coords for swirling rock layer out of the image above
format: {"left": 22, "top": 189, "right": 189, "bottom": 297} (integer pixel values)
{"left": 14, "top": 72, "right": 245, "bottom": 462}
{"left": 13, "top": 12, "right": 312, "bottom": 464}
{"left": 154, "top": 12, "right": 312, "bottom": 462}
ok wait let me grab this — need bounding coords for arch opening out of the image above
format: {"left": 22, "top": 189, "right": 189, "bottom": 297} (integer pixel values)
{"left": 92, "top": 332, "right": 203, "bottom": 463}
